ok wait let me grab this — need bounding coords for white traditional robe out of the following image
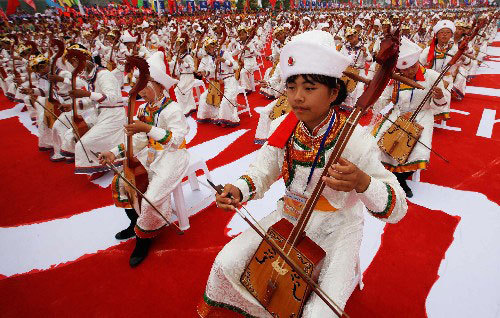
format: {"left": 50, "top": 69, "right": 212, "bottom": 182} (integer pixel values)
{"left": 169, "top": 52, "right": 197, "bottom": 116}
{"left": 201, "top": 109, "right": 407, "bottom": 317}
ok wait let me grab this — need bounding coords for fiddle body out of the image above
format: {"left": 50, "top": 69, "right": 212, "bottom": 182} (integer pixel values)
{"left": 377, "top": 113, "right": 423, "bottom": 165}
{"left": 240, "top": 219, "right": 325, "bottom": 318}
{"left": 340, "top": 66, "right": 360, "bottom": 94}
{"left": 268, "top": 95, "right": 290, "bottom": 120}
{"left": 206, "top": 80, "right": 223, "bottom": 108}
{"left": 44, "top": 39, "right": 64, "bottom": 129}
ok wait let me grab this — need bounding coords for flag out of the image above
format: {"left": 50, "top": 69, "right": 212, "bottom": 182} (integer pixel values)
{"left": 6, "top": 0, "right": 20, "bottom": 15}
{"left": 138, "top": 0, "right": 144, "bottom": 7}
{"left": 45, "top": 0, "right": 64, "bottom": 9}
{"left": 23, "top": 0, "right": 36, "bottom": 10}
{"left": 0, "top": 8, "right": 9, "bottom": 24}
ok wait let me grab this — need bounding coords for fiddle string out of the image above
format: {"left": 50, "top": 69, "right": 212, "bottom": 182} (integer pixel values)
{"left": 274, "top": 108, "right": 363, "bottom": 280}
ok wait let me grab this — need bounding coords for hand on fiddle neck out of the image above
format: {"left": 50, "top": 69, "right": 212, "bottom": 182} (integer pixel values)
{"left": 322, "top": 157, "right": 371, "bottom": 194}
{"left": 195, "top": 71, "right": 207, "bottom": 79}
{"left": 20, "top": 87, "right": 34, "bottom": 95}
{"left": 58, "top": 103, "right": 72, "bottom": 112}
{"left": 48, "top": 74, "right": 64, "bottom": 83}
{"left": 98, "top": 151, "right": 116, "bottom": 166}
{"left": 69, "top": 89, "right": 91, "bottom": 99}
{"left": 216, "top": 184, "right": 243, "bottom": 211}
{"left": 124, "top": 120, "right": 152, "bottom": 136}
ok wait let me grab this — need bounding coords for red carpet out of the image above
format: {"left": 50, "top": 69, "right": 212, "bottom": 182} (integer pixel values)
{"left": 0, "top": 93, "right": 16, "bottom": 111}
{"left": 345, "top": 203, "right": 460, "bottom": 317}
{"left": 0, "top": 205, "right": 234, "bottom": 317}
{"left": 0, "top": 117, "right": 112, "bottom": 227}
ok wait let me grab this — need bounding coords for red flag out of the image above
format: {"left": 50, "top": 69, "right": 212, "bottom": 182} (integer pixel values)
{"left": 22, "top": 0, "right": 36, "bottom": 11}
{"left": 0, "top": 8, "right": 9, "bottom": 23}
{"left": 6, "top": 0, "right": 20, "bottom": 15}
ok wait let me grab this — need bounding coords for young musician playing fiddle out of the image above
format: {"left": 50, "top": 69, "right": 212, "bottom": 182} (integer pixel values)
{"left": 198, "top": 30, "right": 407, "bottom": 318}
{"left": 99, "top": 52, "right": 189, "bottom": 267}
{"left": 371, "top": 37, "right": 447, "bottom": 198}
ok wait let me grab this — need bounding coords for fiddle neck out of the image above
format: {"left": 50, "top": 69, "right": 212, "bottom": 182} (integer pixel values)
{"left": 71, "top": 72, "right": 79, "bottom": 118}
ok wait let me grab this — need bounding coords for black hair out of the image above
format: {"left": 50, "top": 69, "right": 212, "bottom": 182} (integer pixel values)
{"left": 285, "top": 74, "right": 347, "bottom": 106}
{"left": 93, "top": 55, "right": 103, "bottom": 68}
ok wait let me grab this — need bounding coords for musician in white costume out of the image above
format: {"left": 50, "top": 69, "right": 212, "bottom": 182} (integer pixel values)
{"left": 198, "top": 31, "right": 407, "bottom": 318}
{"left": 99, "top": 52, "right": 189, "bottom": 267}
{"left": 66, "top": 46, "right": 126, "bottom": 178}
{"left": 419, "top": 20, "right": 456, "bottom": 122}
{"left": 372, "top": 37, "right": 447, "bottom": 198}
{"left": 254, "top": 62, "right": 289, "bottom": 144}
{"left": 20, "top": 55, "right": 54, "bottom": 151}
{"left": 234, "top": 25, "right": 258, "bottom": 93}
{"left": 47, "top": 44, "right": 97, "bottom": 162}
{"left": 196, "top": 37, "right": 240, "bottom": 127}
{"left": 168, "top": 35, "right": 197, "bottom": 116}
{"left": 339, "top": 27, "right": 372, "bottom": 109}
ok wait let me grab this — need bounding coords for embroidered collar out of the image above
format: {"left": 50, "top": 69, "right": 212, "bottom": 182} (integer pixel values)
{"left": 300, "top": 107, "right": 336, "bottom": 137}
{"left": 140, "top": 96, "right": 172, "bottom": 125}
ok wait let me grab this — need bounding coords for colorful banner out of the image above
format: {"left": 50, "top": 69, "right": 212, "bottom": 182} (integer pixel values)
{"left": 45, "top": 0, "right": 64, "bottom": 9}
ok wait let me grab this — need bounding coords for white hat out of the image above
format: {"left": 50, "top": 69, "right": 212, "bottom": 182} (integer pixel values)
{"left": 147, "top": 52, "right": 178, "bottom": 90}
{"left": 317, "top": 22, "right": 329, "bottom": 30}
{"left": 140, "top": 21, "right": 150, "bottom": 28}
{"left": 374, "top": 19, "right": 381, "bottom": 27}
{"left": 433, "top": 19, "right": 455, "bottom": 35}
{"left": 354, "top": 20, "right": 364, "bottom": 27}
{"left": 397, "top": 36, "right": 422, "bottom": 70}
{"left": 121, "top": 30, "right": 137, "bottom": 43}
{"left": 280, "top": 30, "right": 352, "bottom": 81}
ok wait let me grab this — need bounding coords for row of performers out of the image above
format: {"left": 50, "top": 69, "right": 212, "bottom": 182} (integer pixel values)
{"left": 0, "top": 11, "right": 495, "bottom": 317}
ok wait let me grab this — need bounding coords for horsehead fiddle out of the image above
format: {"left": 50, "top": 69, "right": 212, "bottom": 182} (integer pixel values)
{"left": 123, "top": 55, "right": 150, "bottom": 216}
{"left": 24, "top": 40, "right": 39, "bottom": 120}
{"left": 43, "top": 38, "right": 65, "bottom": 129}
{"left": 65, "top": 48, "right": 90, "bottom": 138}
{"left": 205, "top": 26, "right": 228, "bottom": 108}
{"left": 107, "top": 30, "right": 120, "bottom": 72}
{"left": 209, "top": 28, "right": 405, "bottom": 318}
{"left": 235, "top": 24, "right": 258, "bottom": 81}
